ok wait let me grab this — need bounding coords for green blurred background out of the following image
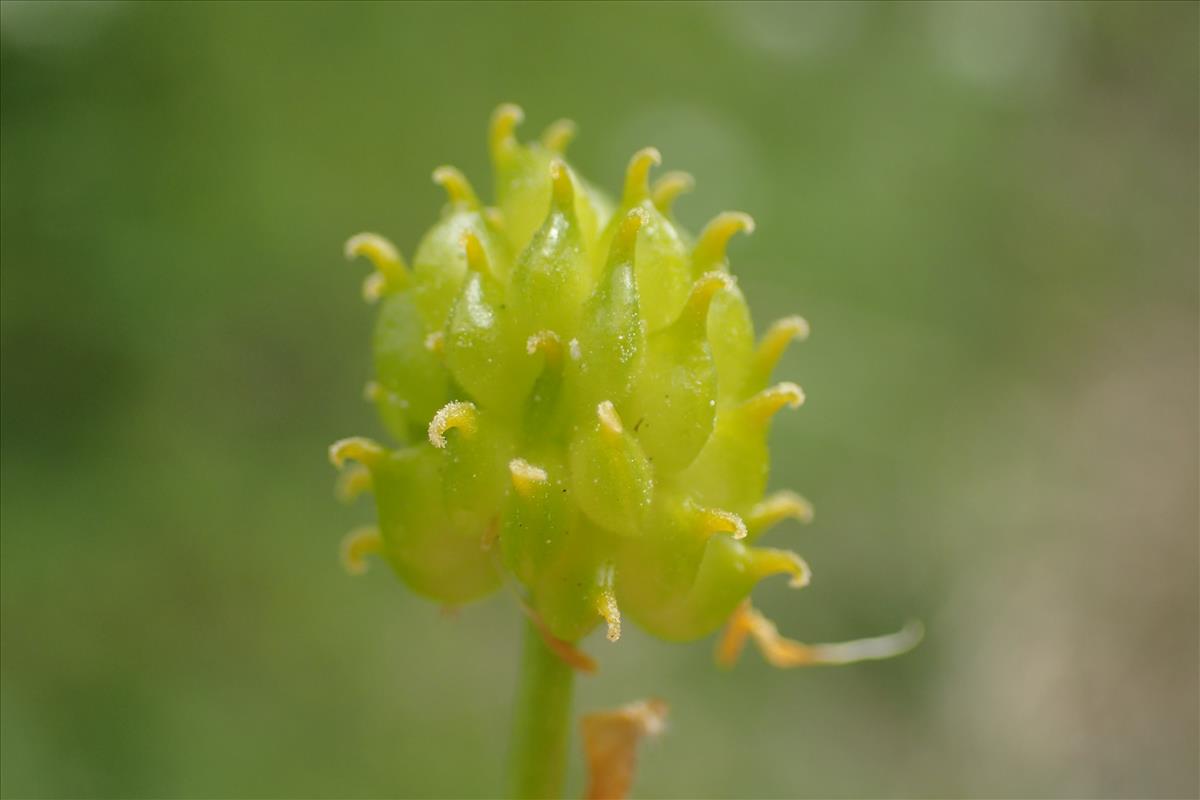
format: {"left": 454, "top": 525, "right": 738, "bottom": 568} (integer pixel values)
{"left": 2, "top": 2, "right": 1196, "bottom": 798}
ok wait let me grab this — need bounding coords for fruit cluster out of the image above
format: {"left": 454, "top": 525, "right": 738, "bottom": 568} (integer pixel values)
{"left": 331, "top": 104, "right": 818, "bottom": 646}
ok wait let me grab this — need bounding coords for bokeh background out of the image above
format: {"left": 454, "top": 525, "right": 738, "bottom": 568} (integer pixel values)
{"left": 2, "top": 2, "right": 1197, "bottom": 798}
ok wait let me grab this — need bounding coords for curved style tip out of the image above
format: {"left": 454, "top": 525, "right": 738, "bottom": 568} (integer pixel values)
{"left": 459, "top": 229, "right": 492, "bottom": 276}
{"left": 508, "top": 457, "right": 549, "bottom": 498}
{"left": 549, "top": 158, "right": 575, "bottom": 211}
{"left": 690, "top": 503, "right": 748, "bottom": 540}
{"left": 334, "top": 464, "right": 374, "bottom": 503}
{"left": 329, "top": 436, "right": 385, "bottom": 469}
{"left": 432, "top": 165, "right": 481, "bottom": 209}
{"left": 344, "top": 231, "right": 400, "bottom": 264}
{"left": 753, "top": 316, "right": 810, "bottom": 384}
{"left": 541, "top": 118, "right": 578, "bottom": 153}
{"left": 782, "top": 551, "right": 813, "bottom": 587}
{"left": 344, "top": 232, "right": 408, "bottom": 295}
{"left": 360, "top": 272, "right": 387, "bottom": 303}
{"left": 693, "top": 211, "right": 755, "bottom": 273}
{"left": 770, "top": 314, "right": 811, "bottom": 343}
{"left": 651, "top": 170, "right": 695, "bottom": 215}
{"left": 489, "top": 103, "right": 525, "bottom": 161}
{"left": 742, "top": 381, "right": 805, "bottom": 424}
{"left": 340, "top": 526, "right": 384, "bottom": 576}
{"left": 526, "top": 329, "right": 563, "bottom": 366}
{"left": 595, "top": 563, "right": 621, "bottom": 643}
{"left": 682, "top": 270, "right": 734, "bottom": 321}
{"left": 749, "top": 546, "right": 811, "bottom": 587}
{"left": 428, "top": 401, "right": 479, "bottom": 448}
{"left": 607, "top": 206, "right": 648, "bottom": 267}
{"left": 748, "top": 490, "right": 814, "bottom": 535}
{"left": 621, "top": 146, "right": 662, "bottom": 204}
{"left": 597, "top": 400, "right": 624, "bottom": 438}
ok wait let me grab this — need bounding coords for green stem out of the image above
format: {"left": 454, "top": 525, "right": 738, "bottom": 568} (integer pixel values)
{"left": 510, "top": 617, "right": 575, "bottom": 799}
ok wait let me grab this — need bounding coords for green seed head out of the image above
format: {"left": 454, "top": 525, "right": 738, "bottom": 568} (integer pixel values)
{"left": 333, "top": 105, "right": 819, "bottom": 646}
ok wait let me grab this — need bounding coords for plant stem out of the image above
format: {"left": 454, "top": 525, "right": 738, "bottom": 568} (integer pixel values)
{"left": 510, "top": 616, "right": 575, "bottom": 799}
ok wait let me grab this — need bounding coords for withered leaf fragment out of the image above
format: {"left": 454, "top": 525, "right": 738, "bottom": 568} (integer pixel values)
{"left": 581, "top": 698, "right": 668, "bottom": 800}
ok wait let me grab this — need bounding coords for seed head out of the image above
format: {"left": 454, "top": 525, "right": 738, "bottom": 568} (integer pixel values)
{"left": 334, "top": 105, "right": 918, "bottom": 666}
